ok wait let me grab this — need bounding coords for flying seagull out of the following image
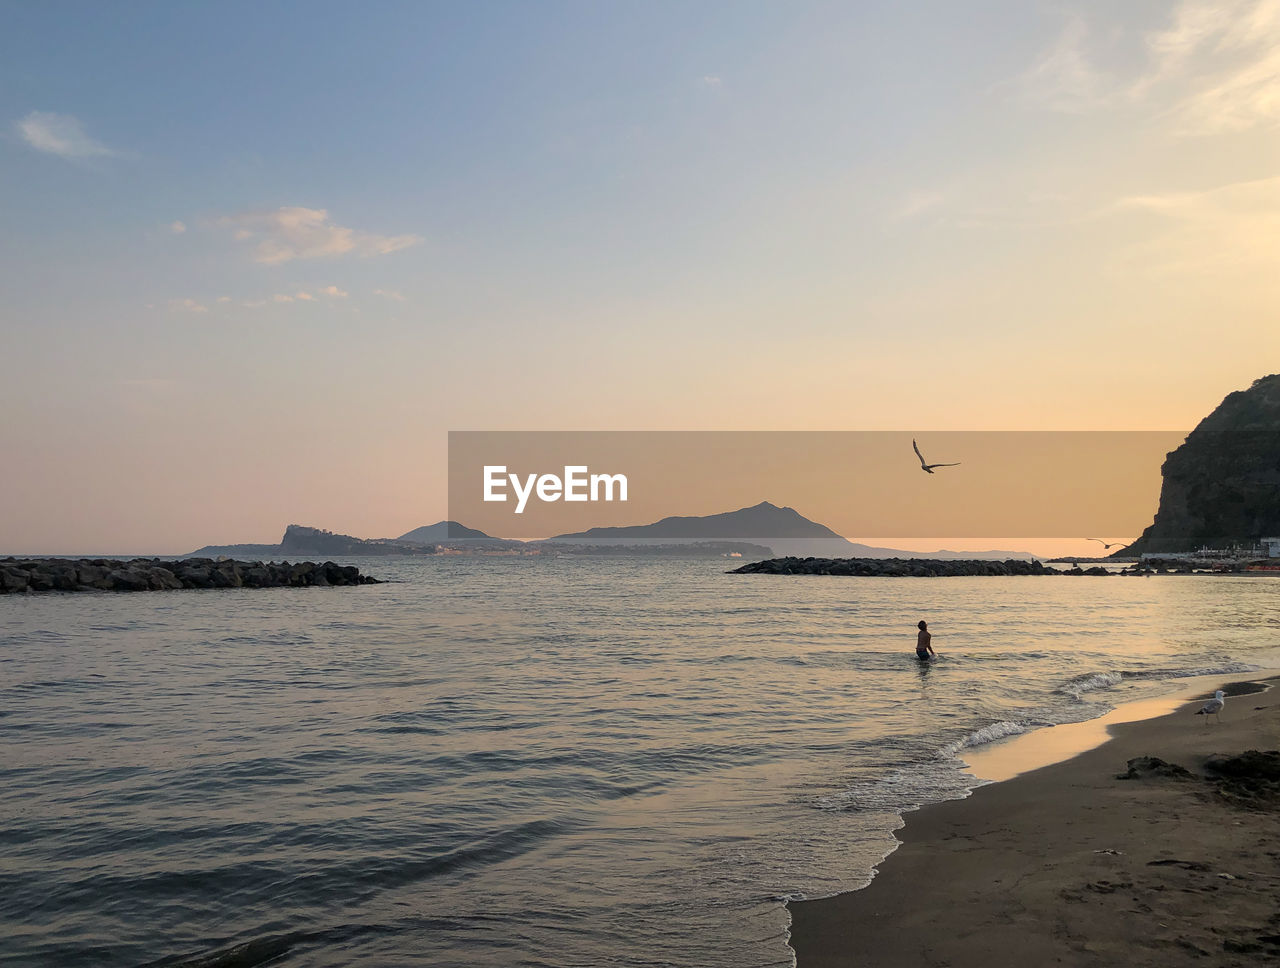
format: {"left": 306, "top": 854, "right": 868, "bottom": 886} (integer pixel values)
{"left": 913, "top": 439, "right": 961, "bottom": 474}
{"left": 1087, "top": 538, "right": 1129, "bottom": 550}
{"left": 1196, "top": 689, "right": 1225, "bottom": 725}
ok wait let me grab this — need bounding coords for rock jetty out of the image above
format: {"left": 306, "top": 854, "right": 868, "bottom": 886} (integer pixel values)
{"left": 730, "top": 557, "right": 1114, "bottom": 577}
{"left": 0, "top": 557, "right": 381, "bottom": 594}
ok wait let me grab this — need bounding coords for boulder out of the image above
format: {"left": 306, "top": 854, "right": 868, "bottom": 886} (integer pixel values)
{"left": 106, "top": 568, "right": 150, "bottom": 592}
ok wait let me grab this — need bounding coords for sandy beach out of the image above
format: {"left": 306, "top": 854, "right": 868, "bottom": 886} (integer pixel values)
{"left": 789, "top": 676, "right": 1280, "bottom": 967}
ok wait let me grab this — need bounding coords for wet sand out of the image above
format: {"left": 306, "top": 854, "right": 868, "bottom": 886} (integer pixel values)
{"left": 789, "top": 677, "right": 1280, "bottom": 966}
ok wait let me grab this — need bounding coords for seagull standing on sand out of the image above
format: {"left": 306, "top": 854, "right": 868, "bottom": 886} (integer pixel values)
{"left": 1196, "top": 690, "right": 1225, "bottom": 725}
{"left": 912, "top": 439, "right": 961, "bottom": 474}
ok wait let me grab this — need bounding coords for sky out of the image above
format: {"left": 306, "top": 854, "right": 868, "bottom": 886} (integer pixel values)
{"left": 1, "top": 0, "right": 1277, "bottom": 554}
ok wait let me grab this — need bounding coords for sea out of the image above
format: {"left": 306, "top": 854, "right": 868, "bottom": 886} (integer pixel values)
{"left": 3, "top": 557, "right": 1279, "bottom": 967}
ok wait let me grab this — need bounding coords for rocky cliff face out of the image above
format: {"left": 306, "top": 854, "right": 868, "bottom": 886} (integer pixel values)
{"left": 278, "top": 525, "right": 434, "bottom": 556}
{"left": 1122, "top": 375, "right": 1280, "bottom": 555}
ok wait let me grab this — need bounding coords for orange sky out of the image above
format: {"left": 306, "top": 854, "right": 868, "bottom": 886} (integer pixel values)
{"left": 2, "top": 3, "right": 1277, "bottom": 555}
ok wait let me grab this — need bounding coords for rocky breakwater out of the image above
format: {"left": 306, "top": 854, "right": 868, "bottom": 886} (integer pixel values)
{"left": 0, "top": 557, "right": 382, "bottom": 594}
{"left": 730, "top": 557, "right": 1114, "bottom": 576}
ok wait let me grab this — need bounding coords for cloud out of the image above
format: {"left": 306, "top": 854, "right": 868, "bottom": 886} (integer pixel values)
{"left": 1016, "top": 1, "right": 1280, "bottom": 133}
{"left": 702, "top": 75, "right": 723, "bottom": 87}
{"left": 1014, "top": 18, "right": 1111, "bottom": 113}
{"left": 891, "top": 191, "right": 946, "bottom": 221}
{"left": 215, "top": 206, "right": 423, "bottom": 264}
{"left": 169, "top": 298, "right": 209, "bottom": 313}
{"left": 1146, "top": 0, "right": 1280, "bottom": 134}
{"left": 1110, "top": 174, "right": 1280, "bottom": 273}
{"left": 373, "top": 288, "right": 405, "bottom": 301}
{"left": 170, "top": 220, "right": 187, "bottom": 234}
{"left": 216, "top": 295, "right": 231, "bottom": 303}
{"left": 235, "top": 289, "right": 345, "bottom": 307}
{"left": 16, "top": 111, "right": 119, "bottom": 159}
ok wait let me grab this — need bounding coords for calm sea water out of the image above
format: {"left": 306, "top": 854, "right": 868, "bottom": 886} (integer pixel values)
{"left": 3, "top": 558, "right": 1278, "bottom": 967}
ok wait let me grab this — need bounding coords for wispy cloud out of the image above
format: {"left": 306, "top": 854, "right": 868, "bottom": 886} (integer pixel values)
{"left": 1146, "top": 0, "right": 1280, "bottom": 133}
{"left": 1014, "top": 18, "right": 1111, "bottom": 113}
{"left": 215, "top": 206, "right": 423, "bottom": 264}
{"left": 170, "top": 220, "right": 187, "bottom": 234}
{"left": 891, "top": 191, "right": 946, "bottom": 221}
{"left": 169, "top": 298, "right": 209, "bottom": 313}
{"left": 218, "top": 288, "right": 351, "bottom": 308}
{"left": 373, "top": 288, "right": 405, "bottom": 301}
{"left": 16, "top": 111, "right": 118, "bottom": 159}
{"left": 1016, "top": 1, "right": 1280, "bottom": 134}
{"left": 1110, "top": 174, "right": 1280, "bottom": 273}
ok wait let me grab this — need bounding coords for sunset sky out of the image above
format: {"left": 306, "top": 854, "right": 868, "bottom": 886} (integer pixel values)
{"left": 2, "top": 1, "right": 1277, "bottom": 554}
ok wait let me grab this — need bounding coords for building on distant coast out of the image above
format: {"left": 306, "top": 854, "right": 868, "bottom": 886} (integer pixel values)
{"left": 1138, "top": 542, "right": 1278, "bottom": 570}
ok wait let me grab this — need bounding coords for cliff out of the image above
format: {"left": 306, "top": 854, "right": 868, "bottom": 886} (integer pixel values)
{"left": 190, "top": 525, "right": 437, "bottom": 558}
{"left": 278, "top": 525, "right": 431, "bottom": 556}
{"left": 1122, "top": 374, "right": 1280, "bottom": 555}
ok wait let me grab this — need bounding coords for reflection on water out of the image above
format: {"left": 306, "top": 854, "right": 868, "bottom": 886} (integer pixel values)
{"left": 1, "top": 559, "right": 1276, "bottom": 966}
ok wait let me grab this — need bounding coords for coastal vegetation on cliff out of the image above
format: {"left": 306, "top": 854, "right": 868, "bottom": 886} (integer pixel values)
{"left": 1123, "top": 374, "right": 1280, "bottom": 555}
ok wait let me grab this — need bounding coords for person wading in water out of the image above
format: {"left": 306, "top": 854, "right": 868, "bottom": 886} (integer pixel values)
{"left": 916, "top": 620, "right": 936, "bottom": 661}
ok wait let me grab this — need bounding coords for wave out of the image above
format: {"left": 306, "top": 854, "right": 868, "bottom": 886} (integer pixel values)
{"left": 810, "top": 758, "right": 983, "bottom": 814}
{"left": 940, "top": 718, "right": 1052, "bottom": 757}
{"left": 1057, "top": 660, "right": 1255, "bottom": 700}
{"left": 1057, "top": 671, "right": 1123, "bottom": 699}
{"left": 944, "top": 659, "right": 1260, "bottom": 761}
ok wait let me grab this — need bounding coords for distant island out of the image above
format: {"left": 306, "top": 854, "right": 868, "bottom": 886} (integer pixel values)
{"left": 545, "top": 501, "right": 1037, "bottom": 560}
{"left": 191, "top": 524, "right": 441, "bottom": 558}
{"left": 397, "top": 521, "right": 494, "bottom": 543}
{"left": 189, "top": 523, "right": 770, "bottom": 559}
{"left": 187, "top": 505, "right": 1038, "bottom": 561}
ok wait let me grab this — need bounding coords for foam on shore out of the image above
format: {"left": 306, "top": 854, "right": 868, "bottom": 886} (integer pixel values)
{"left": 788, "top": 672, "right": 1280, "bottom": 967}
{"left": 962, "top": 669, "right": 1279, "bottom": 782}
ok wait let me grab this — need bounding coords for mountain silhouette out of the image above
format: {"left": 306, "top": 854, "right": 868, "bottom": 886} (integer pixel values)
{"left": 548, "top": 501, "right": 1035, "bottom": 560}
{"left": 551, "top": 501, "right": 841, "bottom": 541}
{"left": 399, "top": 521, "right": 494, "bottom": 543}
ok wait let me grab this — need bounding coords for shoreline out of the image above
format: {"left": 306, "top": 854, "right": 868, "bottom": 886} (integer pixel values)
{"left": 788, "top": 674, "right": 1280, "bottom": 966}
